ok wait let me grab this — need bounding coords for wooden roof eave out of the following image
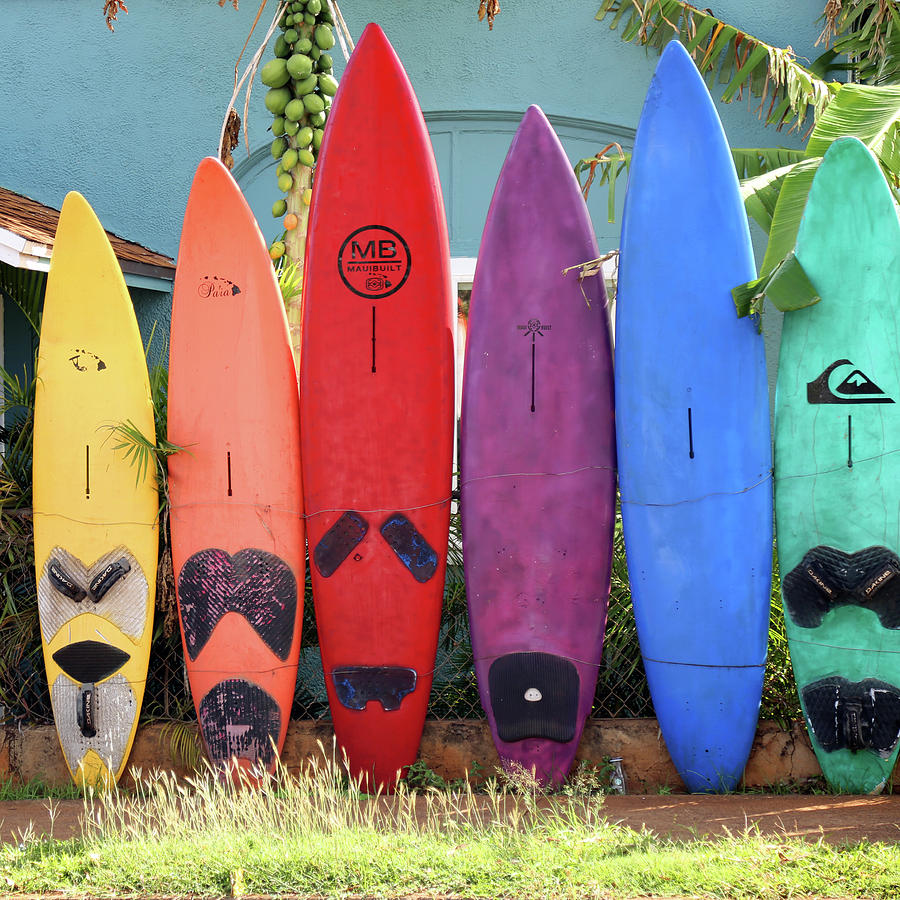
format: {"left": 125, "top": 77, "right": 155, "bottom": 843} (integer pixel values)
{"left": 0, "top": 227, "right": 174, "bottom": 293}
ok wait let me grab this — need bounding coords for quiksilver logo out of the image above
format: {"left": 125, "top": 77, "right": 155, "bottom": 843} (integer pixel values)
{"left": 808, "top": 359, "right": 894, "bottom": 405}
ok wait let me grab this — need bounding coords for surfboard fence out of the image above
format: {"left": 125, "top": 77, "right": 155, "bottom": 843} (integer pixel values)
{"left": 0, "top": 509, "right": 798, "bottom": 728}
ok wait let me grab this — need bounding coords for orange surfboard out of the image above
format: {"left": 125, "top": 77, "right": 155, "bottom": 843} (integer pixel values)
{"left": 300, "top": 24, "right": 454, "bottom": 791}
{"left": 168, "top": 158, "right": 304, "bottom": 774}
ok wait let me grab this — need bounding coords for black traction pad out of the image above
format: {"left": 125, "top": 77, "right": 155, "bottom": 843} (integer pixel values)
{"left": 52, "top": 640, "right": 130, "bottom": 684}
{"left": 803, "top": 676, "right": 900, "bottom": 758}
{"left": 313, "top": 511, "right": 368, "bottom": 577}
{"left": 177, "top": 548, "right": 297, "bottom": 661}
{"left": 332, "top": 666, "right": 417, "bottom": 711}
{"left": 380, "top": 513, "right": 438, "bottom": 583}
{"left": 488, "top": 652, "right": 579, "bottom": 744}
{"left": 198, "top": 678, "right": 281, "bottom": 767}
{"left": 783, "top": 545, "right": 900, "bottom": 629}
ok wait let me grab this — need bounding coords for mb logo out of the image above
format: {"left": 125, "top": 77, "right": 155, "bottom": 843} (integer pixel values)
{"left": 338, "top": 225, "right": 411, "bottom": 299}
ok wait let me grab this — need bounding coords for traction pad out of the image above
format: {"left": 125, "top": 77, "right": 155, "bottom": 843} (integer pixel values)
{"left": 783, "top": 545, "right": 900, "bottom": 629}
{"left": 198, "top": 679, "right": 282, "bottom": 766}
{"left": 312, "top": 511, "right": 439, "bottom": 583}
{"left": 332, "top": 666, "right": 417, "bottom": 711}
{"left": 52, "top": 640, "right": 131, "bottom": 685}
{"left": 803, "top": 676, "right": 900, "bottom": 758}
{"left": 313, "top": 511, "right": 369, "bottom": 578}
{"left": 380, "top": 514, "right": 438, "bottom": 583}
{"left": 488, "top": 652, "right": 579, "bottom": 744}
{"left": 177, "top": 548, "right": 297, "bottom": 661}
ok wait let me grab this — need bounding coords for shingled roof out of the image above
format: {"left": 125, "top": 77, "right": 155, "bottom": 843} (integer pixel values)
{"left": 0, "top": 186, "right": 175, "bottom": 283}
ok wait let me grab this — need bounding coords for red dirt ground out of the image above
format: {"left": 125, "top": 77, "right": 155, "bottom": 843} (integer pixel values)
{"left": 1, "top": 793, "right": 898, "bottom": 846}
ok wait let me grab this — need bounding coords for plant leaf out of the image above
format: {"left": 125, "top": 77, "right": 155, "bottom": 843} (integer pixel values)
{"left": 757, "top": 157, "right": 822, "bottom": 278}
{"left": 732, "top": 249, "right": 820, "bottom": 320}
{"left": 595, "top": 0, "right": 838, "bottom": 133}
{"left": 805, "top": 82, "right": 900, "bottom": 172}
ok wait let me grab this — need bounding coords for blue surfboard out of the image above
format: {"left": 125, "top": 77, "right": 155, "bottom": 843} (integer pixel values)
{"left": 615, "top": 41, "right": 773, "bottom": 792}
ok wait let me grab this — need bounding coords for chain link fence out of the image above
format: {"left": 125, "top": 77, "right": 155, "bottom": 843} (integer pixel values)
{"left": 2, "top": 512, "right": 656, "bottom": 725}
{"left": 138, "top": 555, "right": 654, "bottom": 725}
{"left": 4, "top": 510, "right": 801, "bottom": 728}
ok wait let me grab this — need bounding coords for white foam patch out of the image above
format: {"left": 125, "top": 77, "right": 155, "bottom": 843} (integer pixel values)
{"left": 51, "top": 673, "right": 136, "bottom": 778}
{"left": 38, "top": 546, "right": 149, "bottom": 642}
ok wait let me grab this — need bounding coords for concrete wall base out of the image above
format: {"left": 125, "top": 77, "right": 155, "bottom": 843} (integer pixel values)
{"left": 0, "top": 718, "right": 863, "bottom": 793}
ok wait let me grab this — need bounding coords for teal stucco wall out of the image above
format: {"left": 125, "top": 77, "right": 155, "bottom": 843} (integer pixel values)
{"left": 1, "top": 1, "right": 825, "bottom": 254}
{"left": 1, "top": 0, "right": 827, "bottom": 372}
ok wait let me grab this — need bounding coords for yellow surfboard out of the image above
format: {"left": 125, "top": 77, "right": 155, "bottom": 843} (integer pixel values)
{"left": 33, "top": 192, "right": 158, "bottom": 787}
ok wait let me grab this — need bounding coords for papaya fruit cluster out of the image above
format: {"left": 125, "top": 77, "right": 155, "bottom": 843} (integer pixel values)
{"left": 261, "top": 0, "right": 337, "bottom": 259}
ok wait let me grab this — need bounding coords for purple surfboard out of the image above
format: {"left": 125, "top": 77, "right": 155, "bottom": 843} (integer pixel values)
{"left": 460, "top": 105, "right": 616, "bottom": 786}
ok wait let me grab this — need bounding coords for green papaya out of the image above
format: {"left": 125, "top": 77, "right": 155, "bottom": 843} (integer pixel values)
{"left": 282, "top": 147, "right": 299, "bottom": 170}
{"left": 310, "top": 45, "right": 321, "bottom": 60}
{"left": 284, "top": 14, "right": 294, "bottom": 27}
{"left": 304, "top": 12, "right": 316, "bottom": 25}
{"left": 284, "top": 28, "right": 299, "bottom": 44}
{"left": 297, "top": 38, "right": 313, "bottom": 53}
{"left": 278, "top": 172, "right": 293, "bottom": 192}
{"left": 292, "top": 73, "right": 318, "bottom": 96}
{"left": 284, "top": 118, "right": 301, "bottom": 136}
{"left": 271, "top": 137, "right": 288, "bottom": 159}
{"left": 297, "top": 126, "right": 314, "bottom": 147}
{"left": 272, "top": 199, "right": 287, "bottom": 218}
{"left": 303, "top": 92, "right": 325, "bottom": 115}
{"left": 271, "top": 116, "right": 286, "bottom": 137}
{"left": 315, "top": 24, "right": 335, "bottom": 50}
{"left": 318, "top": 74, "right": 338, "bottom": 96}
{"left": 274, "top": 35, "right": 290, "bottom": 58}
{"left": 306, "top": 0, "right": 321, "bottom": 14}
{"left": 298, "top": 148, "right": 316, "bottom": 167}
{"left": 286, "top": 53, "right": 313, "bottom": 79}
{"left": 309, "top": 110, "right": 327, "bottom": 127}
{"left": 264, "top": 87, "right": 292, "bottom": 115}
{"left": 313, "top": 127, "right": 324, "bottom": 150}
{"left": 317, "top": 53, "right": 333, "bottom": 72}
{"left": 260, "top": 58, "right": 290, "bottom": 88}
{"left": 284, "top": 98, "right": 306, "bottom": 121}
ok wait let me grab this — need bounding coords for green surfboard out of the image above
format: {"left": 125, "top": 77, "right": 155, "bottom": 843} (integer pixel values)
{"left": 775, "top": 137, "right": 900, "bottom": 793}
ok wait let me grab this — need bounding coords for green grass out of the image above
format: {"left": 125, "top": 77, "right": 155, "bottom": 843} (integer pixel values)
{"left": 0, "top": 776, "right": 83, "bottom": 801}
{"left": 0, "top": 753, "right": 897, "bottom": 898}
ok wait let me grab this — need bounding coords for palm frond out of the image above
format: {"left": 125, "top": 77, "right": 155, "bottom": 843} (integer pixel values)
{"left": 596, "top": 0, "right": 839, "bottom": 134}
{"left": 805, "top": 81, "right": 900, "bottom": 170}
{"left": 817, "top": 0, "right": 900, "bottom": 86}
{"left": 276, "top": 258, "right": 303, "bottom": 304}
{"left": 0, "top": 262, "right": 45, "bottom": 337}
{"left": 574, "top": 146, "right": 804, "bottom": 226}
{"left": 739, "top": 161, "right": 800, "bottom": 232}
{"left": 574, "top": 144, "right": 629, "bottom": 222}
{"left": 731, "top": 147, "right": 806, "bottom": 179}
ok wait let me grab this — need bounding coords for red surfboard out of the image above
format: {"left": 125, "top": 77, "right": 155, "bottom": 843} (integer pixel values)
{"left": 300, "top": 23, "right": 454, "bottom": 792}
{"left": 168, "top": 158, "right": 304, "bottom": 776}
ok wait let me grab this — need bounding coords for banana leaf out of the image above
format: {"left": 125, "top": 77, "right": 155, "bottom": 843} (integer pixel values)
{"left": 732, "top": 249, "right": 820, "bottom": 322}
{"left": 596, "top": 0, "right": 837, "bottom": 133}
{"left": 805, "top": 82, "right": 900, "bottom": 170}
